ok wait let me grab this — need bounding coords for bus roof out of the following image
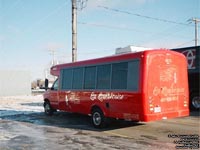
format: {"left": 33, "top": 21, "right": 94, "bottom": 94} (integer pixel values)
{"left": 50, "top": 49, "right": 178, "bottom": 76}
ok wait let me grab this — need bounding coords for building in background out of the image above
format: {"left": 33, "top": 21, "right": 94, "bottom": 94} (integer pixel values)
{"left": 0, "top": 70, "right": 31, "bottom": 96}
{"left": 172, "top": 46, "right": 200, "bottom": 110}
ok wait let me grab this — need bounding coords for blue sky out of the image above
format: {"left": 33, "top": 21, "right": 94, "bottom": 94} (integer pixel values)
{"left": 0, "top": 0, "right": 199, "bottom": 80}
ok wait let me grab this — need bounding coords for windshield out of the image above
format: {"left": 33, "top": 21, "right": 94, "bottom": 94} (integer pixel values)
{"left": 52, "top": 79, "right": 59, "bottom": 90}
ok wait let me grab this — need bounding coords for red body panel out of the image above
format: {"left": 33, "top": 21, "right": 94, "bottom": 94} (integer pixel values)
{"left": 44, "top": 49, "right": 189, "bottom": 122}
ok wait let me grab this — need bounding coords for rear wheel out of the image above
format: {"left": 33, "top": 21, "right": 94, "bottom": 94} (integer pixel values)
{"left": 91, "top": 108, "right": 106, "bottom": 128}
{"left": 44, "top": 101, "right": 54, "bottom": 116}
{"left": 190, "top": 93, "right": 200, "bottom": 110}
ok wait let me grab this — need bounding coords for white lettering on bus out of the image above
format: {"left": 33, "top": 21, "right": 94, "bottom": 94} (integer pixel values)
{"left": 160, "top": 67, "right": 177, "bottom": 82}
{"left": 65, "top": 95, "right": 69, "bottom": 105}
{"left": 161, "top": 96, "right": 178, "bottom": 102}
{"left": 90, "top": 92, "right": 97, "bottom": 101}
{"left": 153, "top": 86, "right": 185, "bottom": 97}
{"left": 90, "top": 92, "right": 124, "bottom": 102}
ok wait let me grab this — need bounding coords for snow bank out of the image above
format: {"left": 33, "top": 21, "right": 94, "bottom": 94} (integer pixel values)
{"left": 0, "top": 95, "right": 44, "bottom": 117}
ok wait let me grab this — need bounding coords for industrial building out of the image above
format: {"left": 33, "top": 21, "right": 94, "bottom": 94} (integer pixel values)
{"left": 0, "top": 70, "right": 31, "bottom": 96}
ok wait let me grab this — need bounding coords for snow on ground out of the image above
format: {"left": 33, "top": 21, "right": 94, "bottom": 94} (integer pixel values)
{"left": 0, "top": 95, "right": 44, "bottom": 117}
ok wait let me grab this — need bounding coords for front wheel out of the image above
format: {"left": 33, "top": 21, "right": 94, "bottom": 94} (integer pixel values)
{"left": 91, "top": 108, "right": 106, "bottom": 128}
{"left": 44, "top": 101, "right": 54, "bottom": 116}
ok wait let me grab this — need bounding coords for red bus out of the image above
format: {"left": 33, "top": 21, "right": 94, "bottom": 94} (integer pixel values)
{"left": 43, "top": 49, "right": 189, "bottom": 128}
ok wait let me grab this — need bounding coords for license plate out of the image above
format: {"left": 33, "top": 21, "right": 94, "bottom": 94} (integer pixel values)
{"left": 154, "top": 107, "right": 161, "bottom": 113}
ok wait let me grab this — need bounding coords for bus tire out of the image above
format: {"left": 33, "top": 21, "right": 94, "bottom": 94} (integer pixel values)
{"left": 44, "top": 101, "right": 54, "bottom": 116}
{"left": 190, "top": 93, "right": 200, "bottom": 111}
{"left": 91, "top": 108, "right": 106, "bottom": 128}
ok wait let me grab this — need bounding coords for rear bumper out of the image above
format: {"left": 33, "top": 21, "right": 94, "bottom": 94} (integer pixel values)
{"left": 141, "top": 109, "right": 189, "bottom": 122}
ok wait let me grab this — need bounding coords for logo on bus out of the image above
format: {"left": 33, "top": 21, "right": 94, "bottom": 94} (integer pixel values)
{"left": 90, "top": 92, "right": 124, "bottom": 102}
{"left": 153, "top": 86, "right": 185, "bottom": 102}
{"left": 153, "top": 86, "right": 185, "bottom": 96}
{"left": 181, "top": 49, "right": 196, "bottom": 69}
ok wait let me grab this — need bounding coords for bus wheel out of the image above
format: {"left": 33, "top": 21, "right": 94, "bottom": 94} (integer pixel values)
{"left": 44, "top": 101, "right": 54, "bottom": 116}
{"left": 191, "top": 94, "right": 200, "bottom": 110}
{"left": 91, "top": 108, "right": 106, "bottom": 128}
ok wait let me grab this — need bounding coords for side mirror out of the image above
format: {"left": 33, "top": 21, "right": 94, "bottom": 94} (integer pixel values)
{"left": 45, "top": 78, "right": 49, "bottom": 91}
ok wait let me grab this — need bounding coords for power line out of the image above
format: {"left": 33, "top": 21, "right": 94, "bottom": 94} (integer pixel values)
{"left": 24, "top": 0, "right": 70, "bottom": 33}
{"left": 78, "top": 20, "right": 194, "bottom": 48}
{"left": 174, "top": 40, "right": 195, "bottom": 48}
{"left": 78, "top": 21, "right": 154, "bottom": 34}
{"left": 78, "top": 21, "right": 192, "bottom": 40}
{"left": 98, "top": 5, "right": 193, "bottom": 27}
{"left": 139, "top": 25, "right": 191, "bottom": 45}
{"left": 1, "top": 0, "right": 22, "bottom": 12}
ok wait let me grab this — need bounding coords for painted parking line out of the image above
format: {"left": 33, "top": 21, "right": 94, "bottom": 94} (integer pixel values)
{"left": 104, "top": 131, "right": 132, "bottom": 138}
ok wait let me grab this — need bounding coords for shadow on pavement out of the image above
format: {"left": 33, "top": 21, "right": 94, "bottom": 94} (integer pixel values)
{"left": 0, "top": 110, "right": 144, "bottom": 131}
{"left": 1, "top": 109, "right": 198, "bottom": 131}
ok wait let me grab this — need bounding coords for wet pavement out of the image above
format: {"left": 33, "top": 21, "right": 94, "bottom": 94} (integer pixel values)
{"left": 0, "top": 113, "right": 173, "bottom": 150}
{"left": 0, "top": 95, "right": 199, "bottom": 150}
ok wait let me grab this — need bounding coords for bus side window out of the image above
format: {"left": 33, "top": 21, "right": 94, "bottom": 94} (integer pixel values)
{"left": 111, "top": 62, "right": 128, "bottom": 89}
{"left": 127, "top": 60, "right": 140, "bottom": 91}
{"left": 84, "top": 66, "right": 96, "bottom": 89}
{"left": 61, "top": 69, "right": 73, "bottom": 90}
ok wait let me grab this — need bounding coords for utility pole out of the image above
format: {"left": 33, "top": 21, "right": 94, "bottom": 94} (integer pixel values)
{"left": 71, "top": 0, "right": 87, "bottom": 62}
{"left": 72, "top": 0, "right": 77, "bottom": 62}
{"left": 191, "top": 18, "right": 200, "bottom": 46}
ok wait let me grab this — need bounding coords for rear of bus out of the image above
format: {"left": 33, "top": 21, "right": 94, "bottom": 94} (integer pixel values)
{"left": 142, "top": 50, "right": 189, "bottom": 121}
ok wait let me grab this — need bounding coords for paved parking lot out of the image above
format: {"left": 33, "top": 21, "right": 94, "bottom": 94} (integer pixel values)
{"left": 0, "top": 95, "right": 199, "bottom": 150}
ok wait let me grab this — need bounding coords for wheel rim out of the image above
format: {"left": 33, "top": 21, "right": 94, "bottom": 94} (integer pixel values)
{"left": 93, "top": 112, "right": 101, "bottom": 126}
{"left": 192, "top": 96, "right": 200, "bottom": 109}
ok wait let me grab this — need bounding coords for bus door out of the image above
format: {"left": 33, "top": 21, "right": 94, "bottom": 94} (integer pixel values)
{"left": 49, "top": 79, "right": 59, "bottom": 108}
